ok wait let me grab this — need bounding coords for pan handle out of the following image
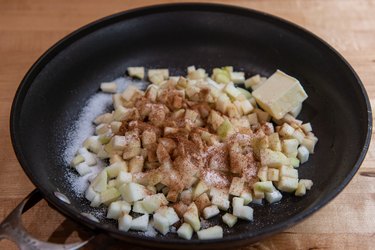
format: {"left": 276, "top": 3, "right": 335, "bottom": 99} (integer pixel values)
{"left": 0, "top": 189, "right": 91, "bottom": 250}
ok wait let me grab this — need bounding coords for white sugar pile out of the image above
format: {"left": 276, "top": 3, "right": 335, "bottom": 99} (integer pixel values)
{"left": 64, "top": 77, "right": 148, "bottom": 196}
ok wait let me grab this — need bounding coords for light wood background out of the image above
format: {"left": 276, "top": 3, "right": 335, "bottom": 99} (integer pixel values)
{"left": 1, "top": 0, "right": 374, "bottom": 249}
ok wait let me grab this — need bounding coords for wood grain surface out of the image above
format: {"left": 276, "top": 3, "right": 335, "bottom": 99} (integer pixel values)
{"left": 1, "top": 0, "right": 374, "bottom": 249}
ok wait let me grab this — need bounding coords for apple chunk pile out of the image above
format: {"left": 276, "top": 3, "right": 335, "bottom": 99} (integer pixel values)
{"left": 70, "top": 66, "right": 317, "bottom": 240}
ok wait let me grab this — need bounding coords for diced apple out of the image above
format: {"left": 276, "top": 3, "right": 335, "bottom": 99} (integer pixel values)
{"left": 291, "top": 129, "right": 305, "bottom": 143}
{"left": 247, "top": 113, "right": 259, "bottom": 126}
{"left": 216, "top": 93, "right": 231, "bottom": 114}
{"left": 222, "top": 213, "right": 238, "bottom": 228}
{"left": 224, "top": 83, "right": 241, "bottom": 99}
{"left": 229, "top": 177, "right": 245, "bottom": 196}
{"left": 279, "top": 165, "right": 298, "bottom": 178}
{"left": 254, "top": 108, "right": 271, "bottom": 123}
{"left": 244, "top": 74, "right": 261, "bottom": 89}
{"left": 116, "top": 171, "right": 132, "bottom": 187}
{"left": 177, "top": 223, "right": 193, "bottom": 240}
{"left": 78, "top": 148, "right": 96, "bottom": 166}
{"left": 90, "top": 194, "right": 101, "bottom": 207}
{"left": 108, "top": 179, "right": 116, "bottom": 188}
{"left": 211, "top": 195, "right": 230, "bottom": 211}
{"left": 267, "top": 168, "right": 280, "bottom": 181}
{"left": 183, "top": 203, "right": 201, "bottom": 232}
{"left": 129, "top": 156, "right": 144, "bottom": 173}
{"left": 236, "top": 206, "right": 253, "bottom": 221}
{"left": 297, "top": 145, "right": 309, "bottom": 164}
{"left": 95, "top": 123, "right": 110, "bottom": 135}
{"left": 268, "top": 133, "right": 282, "bottom": 151}
{"left": 91, "top": 170, "right": 108, "bottom": 192}
{"left": 208, "top": 110, "right": 225, "bottom": 131}
{"left": 94, "top": 112, "right": 113, "bottom": 124}
{"left": 301, "top": 123, "right": 313, "bottom": 133}
{"left": 260, "top": 149, "right": 290, "bottom": 167}
{"left": 119, "top": 182, "right": 147, "bottom": 203}
{"left": 85, "top": 186, "right": 97, "bottom": 201}
{"left": 153, "top": 213, "right": 170, "bottom": 235}
{"left": 257, "top": 166, "right": 268, "bottom": 182}
{"left": 289, "top": 157, "right": 300, "bottom": 167}
{"left": 295, "top": 182, "right": 306, "bottom": 196}
{"left": 130, "top": 214, "right": 149, "bottom": 232}
{"left": 107, "top": 200, "right": 131, "bottom": 219}
{"left": 197, "top": 226, "right": 223, "bottom": 240}
{"left": 75, "top": 162, "right": 92, "bottom": 176}
{"left": 217, "top": 119, "right": 235, "bottom": 140}
{"left": 180, "top": 189, "right": 193, "bottom": 205}
{"left": 209, "top": 187, "right": 229, "bottom": 200}
{"left": 277, "top": 176, "right": 299, "bottom": 192}
{"left": 188, "top": 68, "right": 206, "bottom": 80}
{"left": 100, "top": 82, "right": 117, "bottom": 93}
{"left": 299, "top": 179, "right": 313, "bottom": 190}
{"left": 193, "top": 181, "right": 209, "bottom": 199}
{"left": 156, "top": 206, "right": 179, "bottom": 225}
{"left": 141, "top": 194, "right": 164, "bottom": 214}
{"left": 71, "top": 154, "right": 85, "bottom": 167}
{"left": 133, "top": 201, "right": 148, "bottom": 214}
{"left": 101, "top": 187, "right": 121, "bottom": 204}
{"left": 265, "top": 190, "right": 283, "bottom": 203}
{"left": 253, "top": 188, "right": 264, "bottom": 199}
{"left": 254, "top": 181, "right": 275, "bottom": 193}
{"left": 118, "top": 213, "right": 133, "bottom": 232}
{"left": 301, "top": 137, "right": 317, "bottom": 154}
{"left": 141, "top": 130, "right": 157, "bottom": 146}
{"left": 240, "top": 100, "right": 254, "bottom": 115}
{"left": 282, "top": 139, "right": 299, "bottom": 157}
{"left": 203, "top": 205, "right": 220, "bottom": 219}
{"left": 106, "top": 162, "right": 127, "bottom": 178}
{"left": 232, "top": 197, "right": 244, "bottom": 217}
{"left": 279, "top": 123, "right": 295, "bottom": 137}
{"left": 127, "top": 67, "right": 145, "bottom": 79}
{"left": 230, "top": 72, "right": 245, "bottom": 84}
{"left": 240, "top": 189, "right": 253, "bottom": 205}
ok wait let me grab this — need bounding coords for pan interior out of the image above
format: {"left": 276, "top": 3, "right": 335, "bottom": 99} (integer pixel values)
{"left": 12, "top": 4, "right": 370, "bottom": 246}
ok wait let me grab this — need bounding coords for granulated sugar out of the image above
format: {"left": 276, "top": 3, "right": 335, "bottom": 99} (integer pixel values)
{"left": 63, "top": 77, "right": 148, "bottom": 196}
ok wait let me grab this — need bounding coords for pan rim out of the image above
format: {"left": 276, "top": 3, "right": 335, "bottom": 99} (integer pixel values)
{"left": 10, "top": 2, "right": 372, "bottom": 247}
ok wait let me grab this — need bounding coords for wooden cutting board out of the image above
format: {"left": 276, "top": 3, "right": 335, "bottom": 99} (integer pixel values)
{"left": 0, "top": 0, "right": 374, "bottom": 249}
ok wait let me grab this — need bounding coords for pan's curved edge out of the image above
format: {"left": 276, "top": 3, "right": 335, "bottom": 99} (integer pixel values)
{"left": 9, "top": 2, "right": 372, "bottom": 248}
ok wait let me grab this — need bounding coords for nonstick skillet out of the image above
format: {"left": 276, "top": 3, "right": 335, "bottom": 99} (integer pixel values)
{"left": 2, "top": 3, "right": 372, "bottom": 249}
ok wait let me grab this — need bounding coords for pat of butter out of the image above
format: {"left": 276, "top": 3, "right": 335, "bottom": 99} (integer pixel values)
{"left": 252, "top": 70, "right": 307, "bottom": 119}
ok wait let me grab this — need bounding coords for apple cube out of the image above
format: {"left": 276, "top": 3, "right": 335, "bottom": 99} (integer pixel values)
{"left": 193, "top": 181, "right": 209, "bottom": 200}
{"left": 108, "top": 179, "right": 117, "bottom": 188}
{"left": 229, "top": 177, "right": 245, "bottom": 196}
{"left": 260, "top": 149, "right": 290, "bottom": 167}
{"left": 116, "top": 171, "right": 132, "bottom": 187}
{"left": 265, "top": 190, "right": 283, "bottom": 203}
{"left": 230, "top": 71, "right": 245, "bottom": 84}
{"left": 203, "top": 205, "right": 220, "bottom": 219}
{"left": 268, "top": 133, "right": 282, "bottom": 151}
{"left": 279, "top": 165, "right": 298, "bottom": 178}
{"left": 141, "top": 194, "right": 165, "bottom": 214}
{"left": 240, "top": 189, "right": 253, "bottom": 205}
{"left": 100, "top": 187, "right": 121, "bottom": 204}
{"left": 78, "top": 148, "right": 96, "bottom": 166}
{"left": 301, "top": 123, "right": 313, "bottom": 133}
{"left": 254, "top": 108, "right": 271, "bottom": 123}
{"left": 118, "top": 213, "right": 133, "bottom": 232}
{"left": 95, "top": 123, "right": 110, "bottom": 135}
{"left": 183, "top": 203, "right": 201, "bottom": 232}
{"left": 112, "top": 93, "right": 123, "bottom": 110}
{"left": 209, "top": 187, "right": 229, "bottom": 200}
{"left": 222, "top": 213, "right": 238, "bottom": 228}
{"left": 141, "top": 130, "right": 157, "bottom": 146}
{"left": 232, "top": 197, "right": 244, "bottom": 217}
{"left": 299, "top": 179, "right": 313, "bottom": 190}
{"left": 94, "top": 112, "right": 113, "bottom": 124}
{"left": 251, "top": 198, "right": 263, "bottom": 205}
{"left": 297, "top": 145, "right": 309, "bottom": 164}
{"left": 156, "top": 206, "right": 179, "bottom": 225}
{"left": 237, "top": 206, "right": 253, "bottom": 221}
{"left": 211, "top": 195, "right": 230, "bottom": 211}
{"left": 177, "top": 222, "right": 194, "bottom": 240}
{"left": 129, "top": 156, "right": 144, "bottom": 173}
{"left": 127, "top": 67, "right": 145, "bottom": 79}
{"left": 90, "top": 194, "right": 101, "bottom": 207}
{"left": 91, "top": 170, "right": 108, "bottom": 192}
{"left": 153, "top": 213, "right": 170, "bottom": 235}
{"left": 75, "top": 162, "right": 92, "bottom": 176}
{"left": 107, "top": 200, "right": 131, "bottom": 219}
{"left": 253, "top": 188, "right": 265, "bottom": 199}
{"left": 282, "top": 139, "right": 299, "bottom": 157}
{"left": 71, "top": 154, "right": 85, "bottom": 167}
{"left": 130, "top": 214, "right": 149, "bottom": 232}
{"left": 216, "top": 94, "right": 231, "bottom": 114}
{"left": 197, "top": 226, "right": 223, "bottom": 240}
{"left": 247, "top": 113, "right": 259, "bottom": 126}
{"left": 257, "top": 166, "right": 268, "bottom": 182}
{"left": 244, "top": 74, "right": 261, "bottom": 89}
{"left": 106, "top": 162, "right": 127, "bottom": 178}
{"left": 295, "top": 182, "right": 306, "bottom": 196}
{"left": 279, "top": 123, "right": 295, "bottom": 137}
{"left": 301, "top": 137, "right": 318, "bottom": 154}
{"left": 217, "top": 119, "right": 235, "bottom": 140}
{"left": 133, "top": 201, "right": 148, "bottom": 214}
{"left": 85, "top": 186, "right": 97, "bottom": 201}
{"left": 254, "top": 181, "right": 275, "bottom": 193}
{"left": 277, "top": 176, "right": 299, "bottom": 192}
{"left": 119, "top": 182, "right": 147, "bottom": 203}
{"left": 240, "top": 100, "right": 254, "bottom": 115}
{"left": 289, "top": 157, "right": 300, "bottom": 167}
{"left": 100, "top": 82, "right": 117, "bottom": 93}
{"left": 224, "top": 83, "right": 241, "bottom": 99}
{"left": 267, "top": 168, "right": 280, "bottom": 181}
{"left": 148, "top": 69, "right": 169, "bottom": 80}
{"left": 180, "top": 189, "right": 193, "bottom": 205}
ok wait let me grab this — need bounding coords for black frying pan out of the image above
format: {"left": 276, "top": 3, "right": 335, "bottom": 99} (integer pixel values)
{"left": 4, "top": 3, "right": 372, "bottom": 249}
